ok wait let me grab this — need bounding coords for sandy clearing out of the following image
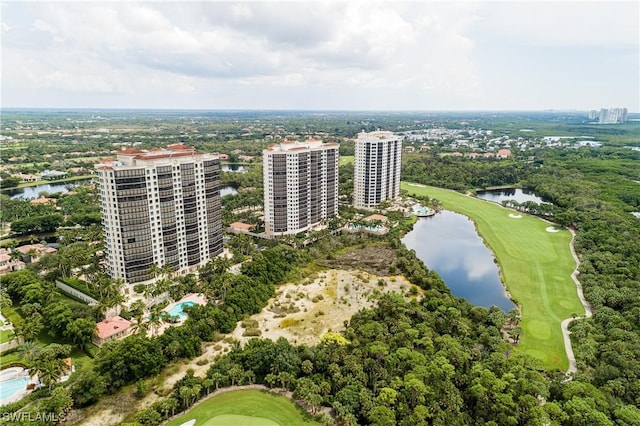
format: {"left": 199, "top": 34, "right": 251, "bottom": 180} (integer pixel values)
{"left": 76, "top": 269, "right": 419, "bottom": 426}
{"left": 231, "top": 269, "right": 418, "bottom": 347}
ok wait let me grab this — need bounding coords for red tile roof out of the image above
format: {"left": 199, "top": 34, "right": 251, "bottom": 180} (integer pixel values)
{"left": 95, "top": 316, "right": 131, "bottom": 340}
{"left": 230, "top": 222, "right": 254, "bottom": 230}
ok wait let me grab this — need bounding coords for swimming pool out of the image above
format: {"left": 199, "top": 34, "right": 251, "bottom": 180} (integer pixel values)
{"left": 165, "top": 301, "right": 196, "bottom": 319}
{"left": 0, "top": 377, "right": 29, "bottom": 402}
{"left": 0, "top": 367, "right": 23, "bottom": 378}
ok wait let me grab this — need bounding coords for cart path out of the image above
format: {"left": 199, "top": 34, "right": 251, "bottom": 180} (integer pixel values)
{"left": 562, "top": 228, "right": 592, "bottom": 375}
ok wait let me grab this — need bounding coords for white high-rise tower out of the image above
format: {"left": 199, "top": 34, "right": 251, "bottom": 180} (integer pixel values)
{"left": 353, "top": 131, "right": 402, "bottom": 209}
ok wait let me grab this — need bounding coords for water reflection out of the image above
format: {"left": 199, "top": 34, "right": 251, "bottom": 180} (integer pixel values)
{"left": 220, "top": 186, "right": 238, "bottom": 197}
{"left": 8, "top": 180, "right": 90, "bottom": 200}
{"left": 476, "top": 188, "right": 543, "bottom": 204}
{"left": 221, "top": 164, "right": 246, "bottom": 173}
{"left": 402, "top": 211, "right": 515, "bottom": 312}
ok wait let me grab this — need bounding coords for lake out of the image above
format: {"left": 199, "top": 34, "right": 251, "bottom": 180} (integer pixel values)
{"left": 476, "top": 188, "right": 543, "bottom": 204}
{"left": 8, "top": 180, "right": 91, "bottom": 200}
{"left": 402, "top": 211, "right": 516, "bottom": 312}
{"left": 221, "top": 164, "right": 246, "bottom": 173}
{"left": 220, "top": 186, "right": 238, "bottom": 197}
{"left": 9, "top": 181, "right": 236, "bottom": 199}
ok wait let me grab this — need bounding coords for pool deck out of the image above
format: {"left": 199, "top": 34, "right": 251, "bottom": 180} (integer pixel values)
{"left": 162, "top": 293, "right": 206, "bottom": 317}
{"left": 152, "top": 293, "right": 207, "bottom": 336}
{"left": 0, "top": 367, "right": 33, "bottom": 406}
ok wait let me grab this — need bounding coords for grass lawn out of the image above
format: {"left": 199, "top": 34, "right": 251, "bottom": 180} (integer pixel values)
{"left": 165, "top": 389, "right": 321, "bottom": 426}
{"left": 1, "top": 307, "right": 24, "bottom": 328}
{"left": 0, "top": 329, "right": 14, "bottom": 344}
{"left": 339, "top": 155, "right": 354, "bottom": 166}
{"left": 0, "top": 300, "right": 95, "bottom": 369}
{"left": 402, "top": 183, "right": 585, "bottom": 371}
{"left": 0, "top": 350, "right": 22, "bottom": 367}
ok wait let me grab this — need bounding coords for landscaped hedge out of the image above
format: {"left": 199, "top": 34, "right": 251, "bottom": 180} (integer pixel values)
{"left": 57, "top": 277, "right": 99, "bottom": 300}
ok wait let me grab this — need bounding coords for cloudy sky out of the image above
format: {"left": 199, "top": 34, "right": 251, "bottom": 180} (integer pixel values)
{"left": 2, "top": 1, "right": 638, "bottom": 111}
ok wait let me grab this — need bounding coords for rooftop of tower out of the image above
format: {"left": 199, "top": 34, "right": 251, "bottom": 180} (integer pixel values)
{"left": 95, "top": 144, "right": 217, "bottom": 169}
{"left": 356, "top": 130, "right": 400, "bottom": 141}
{"left": 265, "top": 139, "right": 339, "bottom": 152}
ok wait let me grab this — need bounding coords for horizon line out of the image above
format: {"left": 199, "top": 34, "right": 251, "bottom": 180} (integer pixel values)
{"left": 1, "top": 107, "right": 637, "bottom": 114}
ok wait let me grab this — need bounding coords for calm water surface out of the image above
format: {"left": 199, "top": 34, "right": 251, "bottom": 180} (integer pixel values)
{"left": 402, "top": 211, "right": 516, "bottom": 312}
{"left": 8, "top": 180, "right": 90, "bottom": 200}
{"left": 9, "top": 181, "right": 237, "bottom": 199}
{"left": 221, "top": 164, "right": 246, "bottom": 173}
{"left": 476, "top": 188, "right": 543, "bottom": 204}
{"left": 220, "top": 186, "right": 238, "bottom": 197}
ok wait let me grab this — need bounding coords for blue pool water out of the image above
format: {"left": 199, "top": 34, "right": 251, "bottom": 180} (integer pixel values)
{"left": 166, "top": 301, "right": 196, "bottom": 319}
{"left": 0, "top": 377, "right": 29, "bottom": 401}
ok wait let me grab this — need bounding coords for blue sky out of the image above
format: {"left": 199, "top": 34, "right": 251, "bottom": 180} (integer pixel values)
{"left": 2, "top": 1, "right": 638, "bottom": 111}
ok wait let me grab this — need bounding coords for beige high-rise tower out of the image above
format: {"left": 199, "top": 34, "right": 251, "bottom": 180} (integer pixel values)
{"left": 95, "top": 144, "right": 222, "bottom": 287}
{"left": 263, "top": 139, "right": 339, "bottom": 236}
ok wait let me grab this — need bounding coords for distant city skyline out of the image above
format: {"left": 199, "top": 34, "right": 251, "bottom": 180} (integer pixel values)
{"left": 2, "top": 1, "right": 638, "bottom": 112}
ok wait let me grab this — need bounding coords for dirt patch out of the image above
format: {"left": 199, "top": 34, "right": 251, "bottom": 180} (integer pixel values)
{"left": 231, "top": 269, "right": 421, "bottom": 347}
{"left": 323, "top": 245, "right": 398, "bottom": 276}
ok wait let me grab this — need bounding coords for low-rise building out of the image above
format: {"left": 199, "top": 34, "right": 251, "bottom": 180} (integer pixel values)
{"left": 94, "top": 316, "right": 132, "bottom": 347}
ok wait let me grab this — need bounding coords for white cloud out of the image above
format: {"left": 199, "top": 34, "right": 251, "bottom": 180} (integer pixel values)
{"left": 1, "top": 1, "right": 637, "bottom": 109}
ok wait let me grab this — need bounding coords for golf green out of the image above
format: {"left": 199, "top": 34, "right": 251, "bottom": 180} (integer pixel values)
{"left": 165, "top": 389, "right": 320, "bottom": 426}
{"left": 402, "top": 183, "right": 585, "bottom": 370}
{"left": 202, "top": 414, "right": 279, "bottom": 426}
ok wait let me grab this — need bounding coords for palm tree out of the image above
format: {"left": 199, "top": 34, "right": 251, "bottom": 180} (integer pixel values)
{"left": 143, "top": 284, "right": 154, "bottom": 304}
{"left": 178, "top": 386, "right": 192, "bottom": 409}
{"left": 152, "top": 278, "right": 170, "bottom": 299}
{"left": 164, "top": 397, "right": 179, "bottom": 417}
{"left": 148, "top": 263, "right": 162, "bottom": 280}
{"left": 16, "top": 341, "right": 41, "bottom": 363}
{"left": 130, "top": 314, "right": 148, "bottom": 336}
{"left": 33, "top": 358, "right": 65, "bottom": 390}
{"left": 147, "top": 305, "right": 164, "bottom": 336}
{"left": 210, "top": 372, "right": 224, "bottom": 390}
{"left": 203, "top": 378, "right": 214, "bottom": 395}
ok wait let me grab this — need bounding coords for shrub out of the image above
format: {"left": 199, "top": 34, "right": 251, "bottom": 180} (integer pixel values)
{"left": 242, "top": 327, "right": 262, "bottom": 337}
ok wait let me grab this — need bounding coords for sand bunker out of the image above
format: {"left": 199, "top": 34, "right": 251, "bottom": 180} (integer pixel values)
{"left": 408, "top": 183, "right": 426, "bottom": 187}
{"left": 509, "top": 214, "right": 522, "bottom": 219}
{"left": 546, "top": 226, "right": 560, "bottom": 233}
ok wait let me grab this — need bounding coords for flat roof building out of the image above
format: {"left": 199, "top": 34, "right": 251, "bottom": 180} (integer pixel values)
{"left": 95, "top": 144, "right": 222, "bottom": 286}
{"left": 353, "top": 131, "right": 402, "bottom": 209}
{"left": 263, "top": 139, "right": 339, "bottom": 236}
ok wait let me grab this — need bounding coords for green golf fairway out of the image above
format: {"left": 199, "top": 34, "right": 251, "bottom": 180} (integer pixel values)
{"left": 402, "top": 183, "right": 584, "bottom": 370}
{"left": 202, "top": 414, "right": 279, "bottom": 426}
{"left": 165, "top": 389, "right": 320, "bottom": 426}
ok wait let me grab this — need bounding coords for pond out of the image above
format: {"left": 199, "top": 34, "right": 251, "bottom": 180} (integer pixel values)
{"left": 476, "top": 188, "right": 543, "bottom": 204}
{"left": 9, "top": 181, "right": 237, "bottom": 199}
{"left": 221, "top": 164, "right": 246, "bottom": 173}
{"left": 220, "top": 186, "right": 238, "bottom": 197}
{"left": 402, "top": 211, "right": 516, "bottom": 312}
{"left": 8, "top": 180, "right": 92, "bottom": 200}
